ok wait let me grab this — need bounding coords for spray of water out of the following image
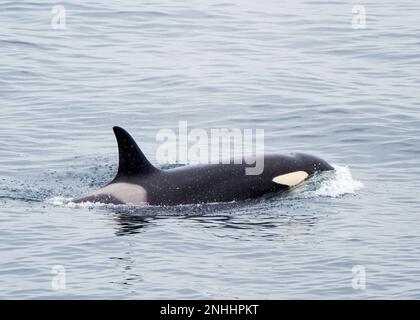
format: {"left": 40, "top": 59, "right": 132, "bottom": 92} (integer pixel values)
{"left": 290, "top": 165, "right": 363, "bottom": 198}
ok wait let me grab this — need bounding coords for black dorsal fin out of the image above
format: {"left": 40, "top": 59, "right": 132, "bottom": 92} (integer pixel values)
{"left": 113, "top": 126, "right": 157, "bottom": 178}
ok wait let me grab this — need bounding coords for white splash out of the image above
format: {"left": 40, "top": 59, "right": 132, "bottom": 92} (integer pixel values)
{"left": 47, "top": 196, "right": 74, "bottom": 206}
{"left": 46, "top": 196, "right": 110, "bottom": 208}
{"left": 317, "top": 165, "right": 363, "bottom": 197}
{"left": 46, "top": 196, "right": 144, "bottom": 209}
{"left": 297, "top": 165, "right": 363, "bottom": 198}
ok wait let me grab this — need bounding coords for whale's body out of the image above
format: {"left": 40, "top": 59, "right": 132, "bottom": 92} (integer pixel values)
{"left": 74, "top": 127, "right": 334, "bottom": 206}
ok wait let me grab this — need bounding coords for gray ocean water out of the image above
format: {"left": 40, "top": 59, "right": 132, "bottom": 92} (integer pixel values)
{"left": 1, "top": 0, "right": 420, "bottom": 299}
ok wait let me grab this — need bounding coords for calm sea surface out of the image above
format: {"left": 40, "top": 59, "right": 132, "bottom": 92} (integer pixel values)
{"left": 1, "top": 0, "right": 420, "bottom": 299}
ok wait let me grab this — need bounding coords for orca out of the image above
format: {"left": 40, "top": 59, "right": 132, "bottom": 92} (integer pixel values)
{"left": 74, "top": 127, "right": 334, "bottom": 206}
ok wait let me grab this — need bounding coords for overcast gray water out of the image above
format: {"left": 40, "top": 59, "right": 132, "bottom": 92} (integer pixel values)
{"left": 1, "top": 0, "right": 420, "bottom": 299}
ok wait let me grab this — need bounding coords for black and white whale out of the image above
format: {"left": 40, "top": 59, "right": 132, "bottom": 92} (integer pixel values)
{"left": 74, "top": 127, "right": 334, "bottom": 206}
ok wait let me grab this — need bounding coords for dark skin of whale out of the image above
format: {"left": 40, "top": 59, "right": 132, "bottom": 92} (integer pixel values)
{"left": 74, "top": 127, "right": 334, "bottom": 206}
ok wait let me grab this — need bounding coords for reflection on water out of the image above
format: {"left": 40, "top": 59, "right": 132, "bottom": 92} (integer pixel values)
{"left": 111, "top": 198, "right": 321, "bottom": 242}
{"left": 113, "top": 213, "right": 153, "bottom": 236}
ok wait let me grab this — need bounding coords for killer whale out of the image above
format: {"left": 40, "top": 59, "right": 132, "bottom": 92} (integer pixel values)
{"left": 74, "top": 127, "right": 334, "bottom": 206}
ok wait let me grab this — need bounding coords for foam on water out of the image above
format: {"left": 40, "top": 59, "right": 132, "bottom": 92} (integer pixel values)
{"left": 313, "top": 165, "right": 364, "bottom": 197}
{"left": 46, "top": 196, "right": 133, "bottom": 210}
{"left": 288, "top": 165, "right": 363, "bottom": 199}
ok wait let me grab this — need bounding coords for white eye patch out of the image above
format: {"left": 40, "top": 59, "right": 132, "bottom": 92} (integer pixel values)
{"left": 272, "top": 171, "right": 309, "bottom": 187}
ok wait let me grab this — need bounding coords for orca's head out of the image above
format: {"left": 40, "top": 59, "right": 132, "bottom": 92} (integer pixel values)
{"left": 264, "top": 153, "right": 334, "bottom": 188}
